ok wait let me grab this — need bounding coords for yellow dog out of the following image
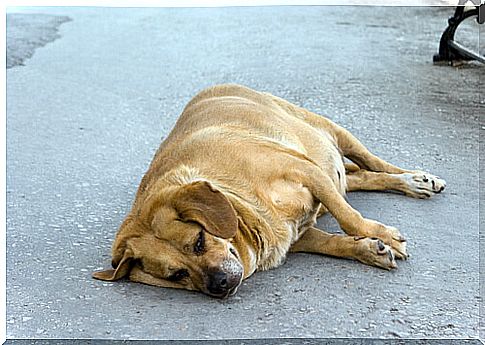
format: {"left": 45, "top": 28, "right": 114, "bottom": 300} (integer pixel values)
{"left": 93, "top": 84, "right": 446, "bottom": 298}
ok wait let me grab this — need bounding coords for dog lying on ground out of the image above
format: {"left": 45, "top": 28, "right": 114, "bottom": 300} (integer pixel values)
{"left": 93, "top": 84, "right": 446, "bottom": 298}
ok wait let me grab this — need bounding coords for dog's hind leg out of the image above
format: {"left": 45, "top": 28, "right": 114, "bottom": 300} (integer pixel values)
{"left": 344, "top": 162, "right": 360, "bottom": 173}
{"left": 290, "top": 227, "right": 397, "bottom": 270}
{"left": 346, "top": 168, "right": 446, "bottom": 199}
{"left": 316, "top": 120, "right": 410, "bottom": 174}
{"left": 270, "top": 96, "right": 447, "bottom": 197}
{"left": 303, "top": 112, "right": 446, "bottom": 193}
{"left": 331, "top": 127, "right": 408, "bottom": 174}
{"left": 268, "top": 95, "right": 408, "bottom": 173}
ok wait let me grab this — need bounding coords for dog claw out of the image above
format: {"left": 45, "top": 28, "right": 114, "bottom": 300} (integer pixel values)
{"left": 387, "top": 250, "right": 394, "bottom": 262}
{"left": 392, "top": 234, "right": 406, "bottom": 242}
{"left": 388, "top": 253, "right": 398, "bottom": 270}
{"left": 392, "top": 247, "right": 408, "bottom": 260}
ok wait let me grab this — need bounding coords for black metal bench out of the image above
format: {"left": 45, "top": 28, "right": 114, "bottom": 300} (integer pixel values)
{"left": 433, "top": 2, "right": 484, "bottom": 65}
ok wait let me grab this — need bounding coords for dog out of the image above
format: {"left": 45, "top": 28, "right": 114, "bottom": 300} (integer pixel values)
{"left": 93, "top": 84, "right": 446, "bottom": 298}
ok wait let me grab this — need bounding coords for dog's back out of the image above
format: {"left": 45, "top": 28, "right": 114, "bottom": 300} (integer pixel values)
{"left": 141, "top": 84, "right": 345, "bottom": 198}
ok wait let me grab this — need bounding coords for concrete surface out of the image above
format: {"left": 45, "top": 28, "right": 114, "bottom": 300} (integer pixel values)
{"left": 6, "top": 5, "right": 483, "bottom": 342}
{"left": 2, "top": 340, "right": 483, "bottom": 345}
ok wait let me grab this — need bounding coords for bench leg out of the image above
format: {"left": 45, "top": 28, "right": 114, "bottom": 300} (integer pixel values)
{"left": 433, "top": 5, "right": 484, "bottom": 65}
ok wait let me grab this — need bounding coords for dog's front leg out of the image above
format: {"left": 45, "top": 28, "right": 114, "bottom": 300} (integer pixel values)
{"left": 290, "top": 227, "right": 397, "bottom": 270}
{"left": 293, "top": 168, "right": 408, "bottom": 260}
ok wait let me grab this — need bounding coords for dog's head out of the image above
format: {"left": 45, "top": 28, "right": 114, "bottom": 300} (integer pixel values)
{"left": 93, "top": 180, "right": 244, "bottom": 298}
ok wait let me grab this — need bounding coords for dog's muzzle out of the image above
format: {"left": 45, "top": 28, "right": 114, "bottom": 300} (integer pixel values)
{"left": 205, "top": 259, "right": 243, "bottom": 298}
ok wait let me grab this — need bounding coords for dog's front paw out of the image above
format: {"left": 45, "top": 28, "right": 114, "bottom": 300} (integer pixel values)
{"left": 401, "top": 172, "right": 446, "bottom": 199}
{"left": 364, "top": 221, "right": 408, "bottom": 260}
{"left": 353, "top": 237, "right": 398, "bottom": 270}
{"left": 386, "top": 226, "right": 408, "bottom": 260}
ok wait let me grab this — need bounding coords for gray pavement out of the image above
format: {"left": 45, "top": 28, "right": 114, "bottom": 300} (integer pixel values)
{"left": 2, "top": 340, "right": 484, "bottom": 345}
{"left": 6, "top": 5, "right": 483, "bottom": 342}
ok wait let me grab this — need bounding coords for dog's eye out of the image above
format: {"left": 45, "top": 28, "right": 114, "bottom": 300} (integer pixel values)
{"left": 194, "top": 230, "right": 205, "bottom": 255}
{"left": 167, "top": 269, "right": 189, "bottom": 282}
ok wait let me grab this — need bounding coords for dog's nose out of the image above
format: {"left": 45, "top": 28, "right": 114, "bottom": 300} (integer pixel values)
{"left": 206, "top": 270, "right": 241, "bottom": 296}
{"left": 208, "top": 271, "right": 228, "bottom": 293}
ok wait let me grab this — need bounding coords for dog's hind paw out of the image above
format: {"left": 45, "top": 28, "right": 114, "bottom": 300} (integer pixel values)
{"left": 353, "top": 237, "right": 398, "bottom": 270}
{"left": 400, "top": 172, "right": 446, "bottom": 199}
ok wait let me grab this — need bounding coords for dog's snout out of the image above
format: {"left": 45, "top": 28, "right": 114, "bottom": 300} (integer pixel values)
{"left": 206, "top": 268, "right": 242, "bottom": 297}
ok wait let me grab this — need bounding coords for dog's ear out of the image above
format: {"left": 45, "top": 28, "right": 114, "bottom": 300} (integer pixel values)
{"left": 174, "top": 181, "right": 238, "bottom": 239}
{"left": 92, "top": 247, "right": 134, "bottom": 281}
{"left": 93, "top": 217, "right": 142, "bottom": 281}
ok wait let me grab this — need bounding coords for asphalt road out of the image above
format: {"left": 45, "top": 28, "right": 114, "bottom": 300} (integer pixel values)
{"left": 6, "top": 5, "right": 484, "bottom": 342}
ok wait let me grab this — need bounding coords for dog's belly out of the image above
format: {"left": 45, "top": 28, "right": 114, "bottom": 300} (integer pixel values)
{"left": 266, "top": 179, "right": 321, "bottom": 244}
